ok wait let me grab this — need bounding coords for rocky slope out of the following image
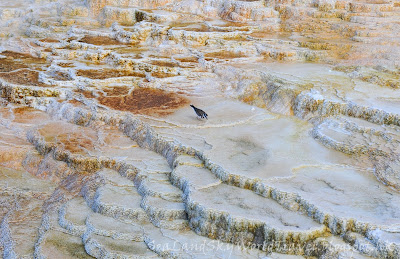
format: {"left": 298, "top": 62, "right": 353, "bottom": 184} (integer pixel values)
{"left": 0, "top": 0, "right": 400, "bottom": 258}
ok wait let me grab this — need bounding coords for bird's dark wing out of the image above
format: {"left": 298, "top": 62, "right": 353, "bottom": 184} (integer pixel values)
{"left": 191, "top": 106, "right": 208, "bottom": 119}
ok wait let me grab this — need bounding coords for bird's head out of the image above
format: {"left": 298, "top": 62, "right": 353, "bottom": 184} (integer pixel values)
{"left": 190, "top": 104, "right": 194, "bottom": 108}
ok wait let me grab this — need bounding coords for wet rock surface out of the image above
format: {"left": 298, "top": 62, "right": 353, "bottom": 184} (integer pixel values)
{"left": 0, "top": 0, "right": 400, "bottom": 258}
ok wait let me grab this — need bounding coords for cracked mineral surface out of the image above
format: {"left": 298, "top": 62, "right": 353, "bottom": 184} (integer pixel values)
{"left": 0, "top": 0, "right": 400, "bottom": 258}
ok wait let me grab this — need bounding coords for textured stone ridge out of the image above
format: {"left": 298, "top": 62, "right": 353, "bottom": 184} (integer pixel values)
{"left": 0, "top": 0, "right": 400, "bottom": 258}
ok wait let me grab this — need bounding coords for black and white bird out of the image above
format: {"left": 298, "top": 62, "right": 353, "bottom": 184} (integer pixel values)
{"left": 190, "top": 104, "right": 208, "bottom": 119}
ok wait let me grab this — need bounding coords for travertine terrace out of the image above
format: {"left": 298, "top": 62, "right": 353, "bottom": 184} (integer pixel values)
{"left": 0, "top": 0, "right": 400, "bottom": 258}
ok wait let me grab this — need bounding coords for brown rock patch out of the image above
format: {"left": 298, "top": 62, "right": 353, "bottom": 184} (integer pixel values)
{"left": 1, "top": 51, "right": 46, "bottom": 63}
{"left": 97, "top": 88, "right": 189, "bottom": 116}
{"left": 53, "top": 71, "right": 72, "bottom": 81}
{"left": 0, "top": 58, "right": 28, "bottom": 72}
{"left": 40, "top": 38, "right": 60, "bottom": 43}
{"left": 79, "top": 35, "right": 122, "bottom": 45}
{"left": 205, "top": 50, "right": 245, "bottom": 59}
{"left": 0, "top": 69, "right": 48, "bottom": 87}
{"left": 103, "top": 86, "right": 130, "bottom": 96}
{"left": 67, "top": 37, "right": 77, "bottom": 42}
{"left": 37, "top": 122, "right": 97, "bottom": 154}
{"left": 0, "top": 51, "right": 48, "bottom": 72}
{"left": 74, "top": 89, "right": 96, "bottom": 99}
{"left": 249, "top": 31, "right": 290, "bottom": 39}
{"left": 1, "top": 50, "right": 36, "bottom": 59}
{"left": 76, "top": 68, "right": 145, "bottom": 79}
{"left": 151, "top": 71, "right": 175, "bottom": 78}
{"left": 68, "top": 99, "right": 84, "bottom": 106}
{"left": 62, "top": 134, "right": 95, "bottom": 154}
{"left": 57, "top": 62, "right": 74, "bottom": 68}
{"left": 13, "top": 106, "right": 32, "bottom": 114}
{"left": 12, "top": 107, "right": 50, "bottom": 123}
{"left": 149, "top": 60, "right": 179, "bottom": 68}
{"left": 174, "top": 56, "right": 198, "bottom": 62}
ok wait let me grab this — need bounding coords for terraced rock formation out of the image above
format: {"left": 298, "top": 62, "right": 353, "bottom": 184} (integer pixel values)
{"left": 0, "top": 0, "right": 400, "bottom": 258}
